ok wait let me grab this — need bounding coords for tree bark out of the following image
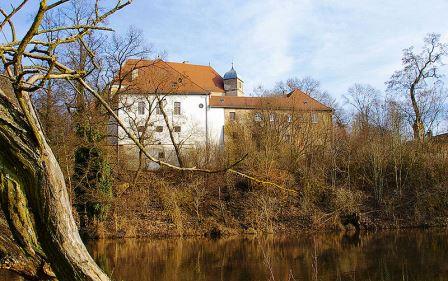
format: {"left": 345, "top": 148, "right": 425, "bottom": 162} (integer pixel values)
{"left": 409, "top": 84, "right": 425, "bottom": 141}
{"left": 0, "top": 211, "right": 55, "bottom": 280}
{"left": 0, "top": 92, "right": 110, "bottom": 280}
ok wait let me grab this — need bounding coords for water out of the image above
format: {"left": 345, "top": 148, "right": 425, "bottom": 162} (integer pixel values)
{"left": 2, "top": 230, "right": 448, "bottom": 281}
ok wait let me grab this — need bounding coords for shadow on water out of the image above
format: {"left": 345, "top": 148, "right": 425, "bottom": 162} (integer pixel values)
{"left": 2, "top": 229, "right": 448, "bottom": 281}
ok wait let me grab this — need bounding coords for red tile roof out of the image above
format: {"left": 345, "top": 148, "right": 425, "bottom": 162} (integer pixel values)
{"left": 209, "top": 89, "right": 332, "bottom": 112}
{"left": 116, "top": 59, "right": 224, "bottom": 94}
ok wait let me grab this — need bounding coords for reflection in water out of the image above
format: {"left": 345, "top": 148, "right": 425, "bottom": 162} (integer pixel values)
{"left": 341, "top": 230, "right": 362, "bottom": 247}
{"left": 1, "top": 230, "right": 448, "bottom": 281}
{"left": 0, "top": 270, "right": 23, "bottom": 281}
{"left": 86, "top": 230, "right": 448, "bottom": 281}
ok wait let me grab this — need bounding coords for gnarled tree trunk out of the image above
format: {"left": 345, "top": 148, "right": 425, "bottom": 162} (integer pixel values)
{"left": 0, "top": 91, "right": 110, "bottom": 280}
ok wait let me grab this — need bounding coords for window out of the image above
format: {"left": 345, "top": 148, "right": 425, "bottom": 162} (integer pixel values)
{"left": 287, "top": 115, "right": 292, "bottom": 123}
{"left": 311, "top": 112, "right": 318, "bottom": 124}
{"left": 156, "top": 99, "right": 166, "bottom": 115}
{"left": 138, "top": 101, "right": 145, "bottom": 115}
{"left": 254, "top": 112, "right": 262, "bottom": 122}
{"left": 131, "top": 69, "right": 138, "bottom": 80}
{"left": 174, "top": 102, "right": 181, "bottom": 115}
{"left": 269, "top": 113, "right": 275, "bottom": 122}
{"left": 174, "top": 126, "right": 181, "bottom": 132}
{"left": 158, "top": 151, "right": 165, "bottom": 159}
{"left": 229, "top": 112, "right": 236, "bottom": 121}
{"left": 156, "top": 126, "right": 163, "bottom": 132}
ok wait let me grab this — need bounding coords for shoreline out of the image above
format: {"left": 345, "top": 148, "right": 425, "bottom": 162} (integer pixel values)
{"left": 80, "top": 220, "right": 448, "bottom": 240}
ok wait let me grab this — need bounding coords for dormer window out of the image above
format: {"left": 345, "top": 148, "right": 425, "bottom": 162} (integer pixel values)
{"left": 131, "top": 69, "right": 138, "bottom": 80}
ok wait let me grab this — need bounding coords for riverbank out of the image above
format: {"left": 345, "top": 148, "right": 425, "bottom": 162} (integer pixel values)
{"left": 78, "top": 170, "right": 448, "bottom": 239}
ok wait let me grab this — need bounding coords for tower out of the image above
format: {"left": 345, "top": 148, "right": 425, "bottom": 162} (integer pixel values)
{"left": 223, "top": 63, "right": 244, "bottom": 96}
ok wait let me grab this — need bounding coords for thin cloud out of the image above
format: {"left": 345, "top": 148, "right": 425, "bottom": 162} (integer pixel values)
{"left": 12, "top": 0, "right": 448, "bottom": 99}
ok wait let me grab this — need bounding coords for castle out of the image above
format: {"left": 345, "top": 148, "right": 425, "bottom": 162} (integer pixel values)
{"left": 111, "top": 59, "right": 333, "bottom": 169}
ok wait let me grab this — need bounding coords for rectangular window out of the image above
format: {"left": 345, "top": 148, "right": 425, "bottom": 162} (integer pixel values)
{"left": 174, "top": 102, "right": 181, "bottom": 115}
{"left": 229, "top": 112, "right": 236, "bottom": 121}
{"left": 287, "top": 115, "right": 292, "bottom": 123}
{"left": 158, "top": 151, "right": 165, "bottom": 159}
{"left": 156, "top": 126, "right": 163, "bottom": 132}
{"left": 174, "top": 126, "right": 181, "bottom": 132}
{"left": 254, "top": 112, "right": 262, "bottom": 122}
{"left": 269, "top": 113, "right": 275, "bottom": 122}
{"left": 138, "top": 101, "right": 145, "bottom": 115}
{"left": 156, "top": 100, "right": 166, "bottom": 115}
{"left": 311, "top": 112, "right": 318, "bottom": 124}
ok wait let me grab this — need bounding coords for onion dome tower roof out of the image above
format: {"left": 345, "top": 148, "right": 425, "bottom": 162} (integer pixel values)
{"left": 223, "top": 64, "right": 238, "bottom": 80}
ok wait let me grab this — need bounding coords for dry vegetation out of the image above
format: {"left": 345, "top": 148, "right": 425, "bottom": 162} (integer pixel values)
{"left": 74, "top": 123, "right": 448, "bottom": 239}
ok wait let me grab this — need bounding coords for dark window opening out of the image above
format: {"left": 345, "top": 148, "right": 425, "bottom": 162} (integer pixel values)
{"left": 229, "top": 112, "right": 236, "bottom": 121}
{"left": 174, "top": 102, "right": 181, "bottom": 115}
{"left": 138, "top": 101, "right": 145, "bottom": 115}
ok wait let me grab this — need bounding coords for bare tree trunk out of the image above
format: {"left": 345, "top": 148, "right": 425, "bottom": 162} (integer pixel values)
{"left": 0, "top": 92, "right": 110, "bottom": 280}
{"left": 156, "top": 96, "right": 184, "bottom": 167}
{"left": 409, "top": 85, "right": 425, "bottom": 141}
{"left": 131, "top": 149, "right": 144, "bottom": 187}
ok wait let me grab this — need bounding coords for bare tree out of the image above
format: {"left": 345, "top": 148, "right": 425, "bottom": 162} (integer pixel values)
{"left": 0, "top": 1, "right": 131, "bottom": 280}
{"left": 274, "top": 77, "right": 334, "bottom": 106}
{"left": 344, "top": 83, "right": 387, "bottom": 132}
{"left": 103, "top": 26, "right": 153, "bottom": 100}
{"left": 386, "top": 33, "right": 448, "bottom": 141}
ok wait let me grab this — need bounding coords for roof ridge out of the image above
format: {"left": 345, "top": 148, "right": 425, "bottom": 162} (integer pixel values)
{"left": 165, "top": 61, "right": 212, "bottom": 68}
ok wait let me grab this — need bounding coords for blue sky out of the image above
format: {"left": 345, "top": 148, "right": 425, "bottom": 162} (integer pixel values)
{"left": 8, "top": 0, "right": 448, "bottom": 100}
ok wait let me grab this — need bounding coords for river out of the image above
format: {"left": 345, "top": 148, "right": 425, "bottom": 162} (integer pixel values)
{"left": 1, "top": 229, "right": 448, "bottom": 280}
